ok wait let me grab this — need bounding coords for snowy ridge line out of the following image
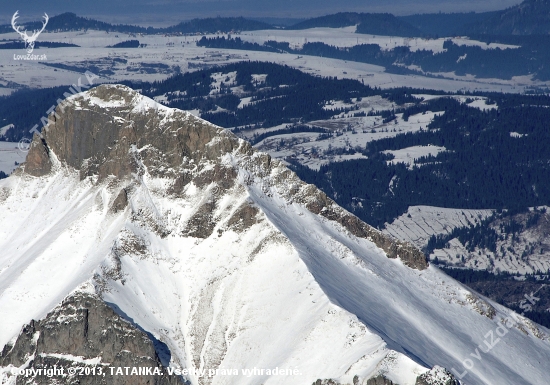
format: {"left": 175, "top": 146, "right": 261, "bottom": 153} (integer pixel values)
{"left": 0, "top": 84, "right": 549, "bottom": 385}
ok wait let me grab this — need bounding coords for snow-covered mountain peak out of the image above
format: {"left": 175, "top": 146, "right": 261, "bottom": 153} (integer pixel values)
{"left": 22, "top": 84, "right": 427, "bottom": 270}
{"left": 1, "top": 85, "right": 549, "bottom": 385}
{"left": 24, "top": 84, "right": 238, "bottom": 181}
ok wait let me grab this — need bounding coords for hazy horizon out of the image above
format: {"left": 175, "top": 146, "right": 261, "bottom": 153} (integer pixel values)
{"left": 0, "top": 0, "right": 523, "bottom": 26}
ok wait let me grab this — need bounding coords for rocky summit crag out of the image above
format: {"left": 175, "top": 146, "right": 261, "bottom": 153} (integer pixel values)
{"left": 24, "top": 84, "right": 427, "bottom": 270}
{"left": 0, "top": 292, "right": 183, "bottom": 385}
{"left": 1, "top": 85, "right": 549, "bottom": 385}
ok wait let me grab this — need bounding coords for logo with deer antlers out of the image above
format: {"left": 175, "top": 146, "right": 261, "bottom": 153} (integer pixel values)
{"left": 11, "top": 11, "right": 49, "bottom": 54}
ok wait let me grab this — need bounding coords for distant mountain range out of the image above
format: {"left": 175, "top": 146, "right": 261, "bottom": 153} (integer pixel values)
{"left": 404, "top": 0, "right": 550, "bottom": 36}
{"left": 0, "top": 0, "right": 522, "bottom": 22}
{"left": 0, "top": 11, "right": 422, "bottom": 37}
{"left": 0, "top": 12, "right": 272, "bottom": 35}
{"left": 291, "top": 0, "right": 550, "bottom": 36}
{"left": 2, "top": 0, "right": 550, "bottom": 37}
{"left": 0, "top": 11, "right": 430, "bottom": 38}
{"left": 399, "top": 12, "right": 500, "bottom": 37}
{"left": 284, "top": 0, "right": 550, "bottom": 37}
{"left": 287, "top": 12, "right": 422, "bottom": 37}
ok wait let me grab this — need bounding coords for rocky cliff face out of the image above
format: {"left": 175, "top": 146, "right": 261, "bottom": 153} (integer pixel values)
{"left": 25, "top": 85, "right": 230, "bottom": 181}
{"left": 24, "top": 84, "right": 427, "bottom": 270}
{"left": 0, "top": 292, "right": 183, "bottom": 385}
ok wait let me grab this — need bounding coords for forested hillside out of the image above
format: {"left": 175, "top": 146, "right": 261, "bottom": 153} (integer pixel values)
{"left": 4, "top": 62, "right": 550, "bottom": 231}
{"left": 467, "top": 0, "right": 550, "bottom": 35}
{"left": 287, "top": 12, "right": 422, "bottom": 37}
{"left": 399, "top": 12, "right": 499, "bottom": 37}
{"left": 293, "top": 94, "right": 550, "bottom": 227}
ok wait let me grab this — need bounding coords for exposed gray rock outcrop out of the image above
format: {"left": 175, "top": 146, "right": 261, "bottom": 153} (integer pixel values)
{"left": 0, "top": 292, "right": 183, "bottom": 385}
{"left": 310, "top": 371, "right": 460, "bottom": 385}
{"left": 24, "top": 85, "right": 231, "bottom": 181}
{"left": 415, "top": 366, "right": 460, "bottom": 385}
{"left": 365, "top": 375, "right": 395, "bottom": 385}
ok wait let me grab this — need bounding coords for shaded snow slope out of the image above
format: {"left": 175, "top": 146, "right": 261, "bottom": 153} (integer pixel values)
{"left": 0, "top": 85, "right": 549, "bottom": 385}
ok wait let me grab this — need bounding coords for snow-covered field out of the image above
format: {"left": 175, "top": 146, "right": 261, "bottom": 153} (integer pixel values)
{"left": 0, "top": 124, "right": 14, "bottom": 137}
{"left": 384, "top": 205, "right": 550, "bottom": 275}
{"left": 384, "top": 206, "right": 494, "bottom": 249}
{"left": 245, "top": 92, "right": 497, "bottom": 171}
{"left": 0, "top": 27, "right": 544, "bottom": 96}
{"left": 427, "top": 208, "right": 550, "bottom": 275}
{"left": 254, "top": 110, "right": 442, "bottom": 170}
{"left": 413, "top": 94, "right": 499, "bottom": 111}
{"left": 0, "top": 142, "right": 26, "bottom": 175}
{"left": 239, "top": 26, "right": 520, "bottom": 52}
{"left": 384, "top": 145, "right": 446, "bottom": 168}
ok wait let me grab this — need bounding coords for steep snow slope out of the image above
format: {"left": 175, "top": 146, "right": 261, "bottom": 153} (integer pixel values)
{"left": 0, "top": 85, "right": 549, "bottom": 385}
{"left": 0, "top": 168, "right": 430, "bottom": 385}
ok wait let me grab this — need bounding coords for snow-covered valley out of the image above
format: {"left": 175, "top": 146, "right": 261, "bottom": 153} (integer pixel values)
{"left": 0, "top": 26, "right": 542, "bottom": 95}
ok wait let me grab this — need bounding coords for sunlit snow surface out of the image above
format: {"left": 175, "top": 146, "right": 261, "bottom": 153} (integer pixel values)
{"left": 239, "top": 26, "right": 520, "bottom": 53}
{"left": 384, "top": 206, "right": 494, "bottom": 249}
{"left": 0, "top": 90, "right": 549, "bottom": 385}
{"left": 383, "top": 145, "right": 446, "bottom": 168}
{"left": 0, "top": 142, "right": 26, "bottom": 175}
{"left": 0, "top": 27, "right": 542, "bottom": 95}
{"left": 384, "top": 205, "right": 550, "bottom": 275}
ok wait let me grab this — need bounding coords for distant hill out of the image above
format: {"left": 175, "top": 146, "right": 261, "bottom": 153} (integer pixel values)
{"left": 107, "top": 39, "right": 141, "bottom": 48}
{"left": 287, "top": 12, "right": 422, "bottom": 37}
{"left": 399, "top": 12, "right": 499, "bottom": 37}
{"left": 287, "top": 12, "right": 371, "bottom": 29}
{"left": 249, "top": 17, "right": 306, "bottom": 28}
{"left": 0, "top": 12, "right": 272, "bottom": 35}
{"left": 5, "top": 12, "right": 151, "bottom": 34}
{"left": 355, "top": 14, "right": 422, "bottom": 37}
{"left": 164, "top": 17, "right": 272, "bottom": 34}
{"left": 467, "top": 0, "right": 550, "bottom": 35}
